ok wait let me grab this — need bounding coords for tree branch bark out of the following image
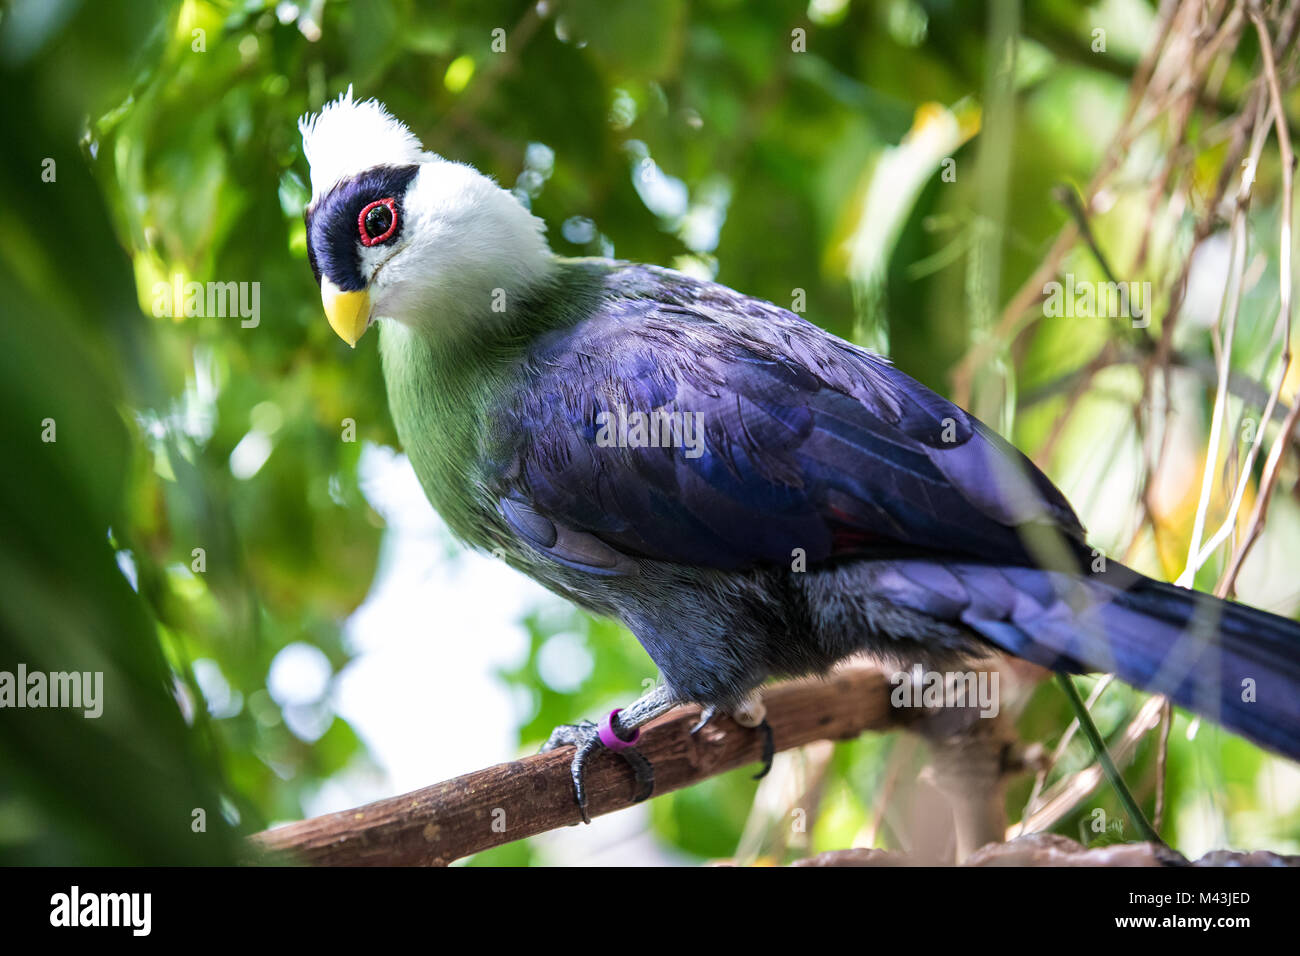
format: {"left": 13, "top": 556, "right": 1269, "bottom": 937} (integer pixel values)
{"left": 251, "top": 665, "right": 901, "bottom": 866}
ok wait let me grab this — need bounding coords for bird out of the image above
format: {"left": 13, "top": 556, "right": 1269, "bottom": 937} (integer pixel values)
{"left": 299, "top": 89, "right": 1300, "bottom": 822}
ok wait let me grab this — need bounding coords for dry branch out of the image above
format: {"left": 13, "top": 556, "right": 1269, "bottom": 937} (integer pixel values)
{"left": 792, "top": 833, "right": 1298, "bottom": 867}
{"left": 252, "top": 666, "right": 902, "bottom": 866}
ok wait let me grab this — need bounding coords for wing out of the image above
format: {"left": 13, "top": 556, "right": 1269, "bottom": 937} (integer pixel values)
{"left": 485, "top": 264, "right": 1085, "bottom": 574}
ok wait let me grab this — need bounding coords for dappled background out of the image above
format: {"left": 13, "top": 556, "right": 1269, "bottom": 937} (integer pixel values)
{"left": 2, "top": 0, "right": 1298, "bottom": 864}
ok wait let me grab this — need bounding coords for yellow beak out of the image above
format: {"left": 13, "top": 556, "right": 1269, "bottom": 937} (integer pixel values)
{"left": 321, "top": 277, "right": 372, "bottom": 347}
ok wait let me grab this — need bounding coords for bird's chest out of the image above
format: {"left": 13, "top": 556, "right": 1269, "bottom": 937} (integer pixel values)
{"left": 379, "top": 324, "right": 512, "bottom": 551}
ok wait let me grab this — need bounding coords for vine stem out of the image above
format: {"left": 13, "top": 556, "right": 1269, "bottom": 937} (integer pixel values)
{"left": 1055, "top": 673, "right": 1162, "bottom": 845}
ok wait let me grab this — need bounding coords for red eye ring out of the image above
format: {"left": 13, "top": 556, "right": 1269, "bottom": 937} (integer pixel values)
{"left": 358, "top": 198, "right": 398, "bottom": 246}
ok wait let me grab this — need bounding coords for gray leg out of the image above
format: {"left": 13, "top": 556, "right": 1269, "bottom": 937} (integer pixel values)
{"left": 541, "top": 684, "right": 677, "bottom": 823}
{"left": 611, "top": 683, "right": 676, "bottom": 735}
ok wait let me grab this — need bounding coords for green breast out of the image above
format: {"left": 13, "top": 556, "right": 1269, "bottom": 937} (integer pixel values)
{"left": 375, "top": 259, "right": 610, "bottom": 551}
{"left": 379, "top": 321, "right": 505, "bottom": 549}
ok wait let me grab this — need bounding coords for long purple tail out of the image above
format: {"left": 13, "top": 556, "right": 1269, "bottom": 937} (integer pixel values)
{"left": 870, "top": 560, "right": 1300, "bottom": 760}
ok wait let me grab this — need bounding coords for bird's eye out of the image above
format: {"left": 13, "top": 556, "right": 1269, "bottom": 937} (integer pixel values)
{"left": 358, "top": 198, "right": 398, "bottom": 246}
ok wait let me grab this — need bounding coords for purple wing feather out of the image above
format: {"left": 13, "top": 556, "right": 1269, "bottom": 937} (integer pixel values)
{"left": 489, "top": 264, "right": 1085, "bottom": 573}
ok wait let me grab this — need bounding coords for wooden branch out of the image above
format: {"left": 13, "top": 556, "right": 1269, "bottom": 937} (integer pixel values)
{"left": 251, "top": 666, "right": 898, "bottom": 866}
{"left": 793, "top": 834, "right": 1299, "bottom": 867}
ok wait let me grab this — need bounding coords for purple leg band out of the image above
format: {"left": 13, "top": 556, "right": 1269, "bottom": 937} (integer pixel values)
{"left": 598, "top": 709, "right": 640, "bottom": 752}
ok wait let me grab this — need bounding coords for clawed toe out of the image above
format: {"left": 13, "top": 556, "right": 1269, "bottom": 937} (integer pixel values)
{"left": 541, "top": 711, "right": 654, "bottom": 823}
{"left": 752, "top": 718, "right": 775, "bottom": 779}
{"left": 541, "top": 719, "right": 599, "bottom": 752}
{"left": 689, "top": 703, "right": 774, "bottom": 779}
{"left": 689, "top": 705, "right": 718, "bottom": 735}
{"left": 542, "top": 696, "right": 774, "bottom": 821}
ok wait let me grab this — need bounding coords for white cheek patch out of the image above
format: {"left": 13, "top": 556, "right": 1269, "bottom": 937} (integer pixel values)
{"left": 380, "top": 163, "right": 553, "bottom": 311}
{"left": 301, "top": 101, "right": 557, "bottom": 331}
{"left": 357, "top": 242, "right": 397, "bottom": 283}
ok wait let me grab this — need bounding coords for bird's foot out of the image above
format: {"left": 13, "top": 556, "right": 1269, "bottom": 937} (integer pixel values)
{"left": 541, "top": 710, "right": 653, "bottom": 824}
{"left": 689, "top": 696, "right": 775, "bottom": 780}
{"left": 749, "top": 720, "right": 775, "bottom": 779}
{"left": 689, "top": 705, "right": 718, "bottom": 735}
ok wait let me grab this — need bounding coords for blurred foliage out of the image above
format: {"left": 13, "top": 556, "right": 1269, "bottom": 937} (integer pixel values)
{"left": 2, "top": 0, "right": 1297, "bottom": 865}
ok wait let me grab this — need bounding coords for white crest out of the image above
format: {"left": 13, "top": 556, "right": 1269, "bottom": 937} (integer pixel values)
{"left": 299, "top": 86, "right": 430, "bottom": 202}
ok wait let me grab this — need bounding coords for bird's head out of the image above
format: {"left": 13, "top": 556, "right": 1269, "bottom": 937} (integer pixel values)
{"left": 299, "top": 88, "right": 552, "bottom": 347}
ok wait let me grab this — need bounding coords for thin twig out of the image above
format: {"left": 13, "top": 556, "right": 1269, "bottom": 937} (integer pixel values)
{"left": 1011, "top": 694, "right": 1166, "bottom": 839}
{"left": 1055, "top": 674, "right": 1161, "bottom": 843}
{"left": 1176, "top": 109, "right": 1260, "bottom": 587}
{"left": 1218, "top": 3, "right": 1299, "bottom": 595}
{"left": 1153, "top": 698, "right": 1174, "bottom": 832}
{"left": 1022, "top": 674, "right": 1113, "bottom": 818}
